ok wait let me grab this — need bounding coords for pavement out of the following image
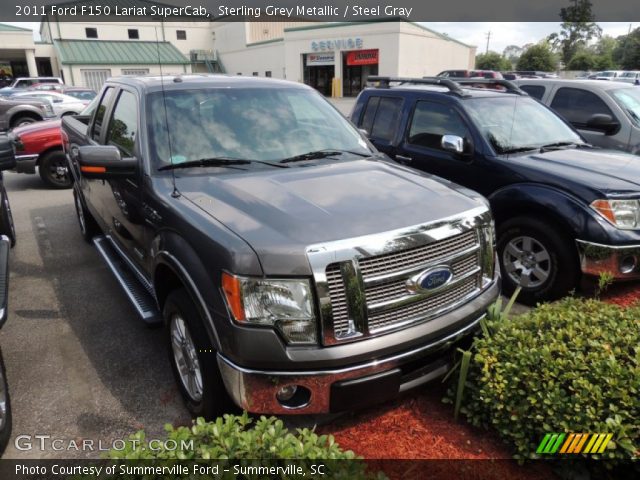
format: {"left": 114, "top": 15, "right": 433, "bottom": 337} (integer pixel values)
{"left": 328, "top": 97, "right": 356, "bottom": 116}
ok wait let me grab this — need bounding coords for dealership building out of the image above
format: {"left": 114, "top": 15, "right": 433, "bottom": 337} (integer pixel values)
{"left": 0, "top": 6, "right": 475, "bottom": 97}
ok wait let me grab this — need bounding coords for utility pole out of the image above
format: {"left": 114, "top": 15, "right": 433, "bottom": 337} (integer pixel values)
{"left": 622, "top": 23, "right": 632, "bottom": 68}
{"left": 485, "top": 31, "right": 491, "bottom": 53}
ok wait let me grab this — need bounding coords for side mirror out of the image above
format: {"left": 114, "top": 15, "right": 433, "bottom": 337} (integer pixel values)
{"left": 585, "top": 114, "right": 620, "bottom": 135}
{"left": 77, "top": 145, "right": 136, "bottom": 178}
{"left": 441, "top": 134, "right": 465, "bottom": 154}
{"left": 0, "top": 135, "right": 16, "bottom": 171}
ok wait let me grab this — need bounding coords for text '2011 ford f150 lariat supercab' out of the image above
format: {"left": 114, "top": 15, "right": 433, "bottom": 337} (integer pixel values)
{"left": 62, "top": 74, "right": 499, "bottom": 417}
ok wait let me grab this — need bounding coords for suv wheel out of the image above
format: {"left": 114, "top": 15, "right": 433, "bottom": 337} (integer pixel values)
{"left": 0, "top": 348, "right": 12, "bottom": 455}
{"left": 497, "top": 217, "right": 579, "bottom": 305}
{"left": 39, "top": 151, "right": 72, "bottom": 189}
{"left": 164, "top": 289, "right": 235, "bottom": 419}
{"left": 73, "top": 188, "right": 99, "bottom": 242}
{"left": 0, "top": 184, "right": 15, "bottom": 247}
{"left": 10, "top": 116, "right": 37, "bottom": 128}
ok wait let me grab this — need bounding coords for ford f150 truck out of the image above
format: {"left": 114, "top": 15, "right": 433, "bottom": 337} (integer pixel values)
{"left": 62, "top": 74, "right": 499, "bottom": 417}
{"left": 353, "top": 77, "right": 640, "bottom": 305}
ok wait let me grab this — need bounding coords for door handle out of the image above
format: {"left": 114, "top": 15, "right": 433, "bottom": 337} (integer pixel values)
{"left": 395, "top": 155, "right": 413, "bottom": 164}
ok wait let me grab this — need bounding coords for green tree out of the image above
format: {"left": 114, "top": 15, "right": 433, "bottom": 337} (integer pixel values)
{"left": 475, "top": 51, "right": 511, "bottom": 71}
{"left": 548, "top": 0, "right": 602, "bottom": 65}
{"left": 503, "top": 45, "right": 523, "bottom": 65}
{"left": 517, "top": 43, "right": 558, "bottom": 72}
{"left": 567, "top": 50, "right": 597, "bottom": 70}
{"left": 613, "top": 27, "right": 640, "bottom": 69}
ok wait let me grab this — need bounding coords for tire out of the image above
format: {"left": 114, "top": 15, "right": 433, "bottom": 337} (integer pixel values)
{"left": 10, "top": 115, "right": 37, "bottom": 129}
{"left": 497, "top": 216, "right": 580, "bottom": 306}
{"left": 0, "top": 184, "right": 15, "bottom": 248}
{"left": 164, "top": 288, "right": 235, "bottom": 419}
{"left": 39, "top": 150, "right": 72, "bottom": 189}
{"left": 0, "top": 348, "right": 12, "bottom": 456}
{"left": 73, "top": 188, "right": 100, "bottom": 243}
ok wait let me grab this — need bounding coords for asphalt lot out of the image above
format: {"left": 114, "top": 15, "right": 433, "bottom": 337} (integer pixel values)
{"left": 1, "top": 172, "right": 190, "bottom": 459}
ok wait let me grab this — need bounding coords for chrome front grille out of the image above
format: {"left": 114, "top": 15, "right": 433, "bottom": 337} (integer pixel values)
{"left": 308, "top": 207, "right": 495, "bottom": 345}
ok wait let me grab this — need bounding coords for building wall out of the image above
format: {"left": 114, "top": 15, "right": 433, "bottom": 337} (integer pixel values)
{"left": 62, "top": 63, "right": 189, "bottom": 89}
{"left": 396, "top": 23, "right": 476, "bottom": 77}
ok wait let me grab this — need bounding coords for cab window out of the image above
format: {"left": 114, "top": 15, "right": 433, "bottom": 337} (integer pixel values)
{"left": 105, "top": 90, "right": 138, "bottom": 156}
{"left": 91, "top": 87, "right": 114, "bottom": 141}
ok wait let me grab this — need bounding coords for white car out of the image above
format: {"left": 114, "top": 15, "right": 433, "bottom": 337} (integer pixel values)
{"left": 615, "top": 71, "right": 640, "bottom": 85}
{"left": 9, "top": 91, "right": 89, "bottom": 117}
{"left": 594, "top": 70, "right": 625, "bottom": 80}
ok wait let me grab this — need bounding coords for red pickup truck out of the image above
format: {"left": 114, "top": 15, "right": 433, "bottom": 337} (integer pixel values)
{"left": 10, "top": 119, "right": 70, "bottom": 188}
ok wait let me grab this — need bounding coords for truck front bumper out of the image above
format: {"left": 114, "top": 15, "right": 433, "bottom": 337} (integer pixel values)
{"left": 217, "top": 293, "right": 491, "bottom": 415}
{"left": 14, "top": 153, "right": 38, "bottom": 174}
{"left": 576, "top": 239, "right": 640, "bottom": 279}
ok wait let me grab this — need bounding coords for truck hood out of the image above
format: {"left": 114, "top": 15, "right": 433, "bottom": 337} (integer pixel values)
{"left": 508, "top": 147, "right": 640, "bottom": 196}
{"left": 177, "top": 159, "right": 486, "bottom": 275}
{"left": 12, "top": 119, "right": 61, "bottom": 137}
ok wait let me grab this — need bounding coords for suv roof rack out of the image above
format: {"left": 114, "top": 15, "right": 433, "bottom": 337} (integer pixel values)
{"left": 366, "top": 76, "right": 527, "bottom": 96}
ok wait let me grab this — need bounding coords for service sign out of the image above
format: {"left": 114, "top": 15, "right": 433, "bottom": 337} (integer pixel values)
{"left": 346, "top": 49, "right": 379, "bottom": 66}
{"left": 311, "top": 38, "right": 363, "bottom": 52}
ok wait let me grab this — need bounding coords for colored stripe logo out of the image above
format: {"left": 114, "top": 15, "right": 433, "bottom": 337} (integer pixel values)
{"left": 537, "top": 433, "right": 613, "bottom": 454}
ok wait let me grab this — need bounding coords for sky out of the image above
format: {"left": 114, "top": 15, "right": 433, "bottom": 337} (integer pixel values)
{"left": 4, "top": 21, "right": 636, "bottom": 54}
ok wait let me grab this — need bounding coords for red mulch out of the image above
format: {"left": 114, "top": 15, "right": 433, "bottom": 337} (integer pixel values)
{"left": 317, "top": 283, "right": 640, "bottom": 479}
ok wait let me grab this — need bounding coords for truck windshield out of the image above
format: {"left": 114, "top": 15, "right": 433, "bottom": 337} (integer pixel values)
{"left": 146, "top": 87, "right": 372, "bottom": 168}
{"left": 609, "top": 88, "right": 640, "bottom": 127}
{"left": 465, "top": 96, "right": 583, "bottom": 154}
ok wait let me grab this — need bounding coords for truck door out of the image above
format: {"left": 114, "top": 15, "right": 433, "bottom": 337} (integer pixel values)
{"left": 100, "top": 88, "right": 147, "bottom": 270}
{"left": 356, "top": 95, "right": 404, "bottom": 157}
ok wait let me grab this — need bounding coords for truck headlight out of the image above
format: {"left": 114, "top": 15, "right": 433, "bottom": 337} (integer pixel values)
{"left": 221, "top": 273, "right": 316, "bottom": 344}
{"left": 591, "top": 199, "right": 640, "bottom": 229}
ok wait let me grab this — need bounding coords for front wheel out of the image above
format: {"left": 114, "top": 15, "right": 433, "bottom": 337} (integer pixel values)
{"left": 0, "top": 347, "right": 12, "bottom": 455}
{"left": 39, "top": 151, "right": 72, "bottom": 189}
{"left": 164, "top": 289, "right": 235, "bottom": 419}
{"left": 497, "top": 217, "right": 580, "bottom": 306}
{"left": 73, "top": 188, "right": 99, "bottom": 242}
{"left": 0, "top": 184, "right": 15, "bottom": 247}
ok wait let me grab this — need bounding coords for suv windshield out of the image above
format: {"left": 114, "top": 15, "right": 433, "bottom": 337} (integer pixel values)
{"left": 609, "top": 88, "right": 640, "bottom": 126}
{"left": 147, "top": 87, "right": 372, "bottom": 168}
{"left": 464, "top": 96, "right": 583, "bottom": 154}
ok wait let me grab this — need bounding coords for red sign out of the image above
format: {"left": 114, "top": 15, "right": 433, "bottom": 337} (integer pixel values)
{"left": 346, "top": 49, "right": 379, "bottom": 66}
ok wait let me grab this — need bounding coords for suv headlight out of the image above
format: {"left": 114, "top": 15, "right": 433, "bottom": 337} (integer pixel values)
{"left": 221, "top": 273, "right": 316, "bottom": 345}
{"left": 591, "top": 199, "right": 640, "bottom": 229}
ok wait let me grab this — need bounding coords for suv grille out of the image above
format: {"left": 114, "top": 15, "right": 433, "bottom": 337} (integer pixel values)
{"left": 323, "top": 226, "right": 486, "bottom": 343}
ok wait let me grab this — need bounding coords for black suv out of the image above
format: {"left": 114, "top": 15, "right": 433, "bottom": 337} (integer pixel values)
{"left": 352, "top": 77, "right": 640, "bottom": 305}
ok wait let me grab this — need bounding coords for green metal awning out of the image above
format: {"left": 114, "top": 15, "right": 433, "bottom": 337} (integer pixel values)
{"left": 53, "top": 39, "right": 190, "bottom": 65}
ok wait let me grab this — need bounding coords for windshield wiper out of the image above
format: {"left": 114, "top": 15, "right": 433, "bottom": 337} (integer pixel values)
{"left": 279, "top": 149, "right": 371, "bottom": 164}
{"left": 539, "top": 141, "right": 581, "bottom": 152}
{"left": 158, "top": 157, "right": 288, "bottom": 171}
{"left": 499, "top": 146, "right": 540, "bottom": 154}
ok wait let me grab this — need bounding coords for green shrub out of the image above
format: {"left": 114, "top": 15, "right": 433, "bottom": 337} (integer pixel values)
{"left": 449, "top": 297, "right": 639, "bottom": 461}
{"left": 93, "top": 413, "right": 384, "bottom": 480}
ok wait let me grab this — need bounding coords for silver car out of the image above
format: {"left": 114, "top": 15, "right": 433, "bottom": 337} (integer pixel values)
{"left": 516, "top": 79, "right": 640, "bottom": 155}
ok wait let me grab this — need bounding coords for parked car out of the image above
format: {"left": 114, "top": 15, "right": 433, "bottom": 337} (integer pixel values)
{"left": 515, "top": 79, "right": 640, "bottom": 154}
{"left": 0, "top": 134, "right": 16, "bottom": 454}
{"left": 593, "top": 70, "right": 625, "bottom": 80}
{"left": 436, "top": 70, "right": 471, "bottom": 78}
{"left": 63, "top": 75, "right": 500, "bottom": 417}
{"left": 58, "top": 87, "right": 97, "bottom": 102}
{"left": 11, "top": 91, "right": 89, "bottom": 117}
{"left": 0, "top": 77, "right": 64, "bottom": 97}
{"left": 470, "top": 70, "right": 503, "bottom": 79}
{"left": 353, "top": 77, "right": 640, "bottom": 305}
{"left": 0, "top": 95, "right": 56, "bottom": 130}
{"left": 615, "top": 71, "right": 640, "bottom": 85}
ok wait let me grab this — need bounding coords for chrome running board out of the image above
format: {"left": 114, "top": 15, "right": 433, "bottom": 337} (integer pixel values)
{"left": 93, "top": 236, "right": 161, "bottom": 325}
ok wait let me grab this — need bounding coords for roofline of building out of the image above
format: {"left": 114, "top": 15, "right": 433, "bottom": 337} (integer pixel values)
{"left": 53, "top": 38, "right": 190, "bottom": 65}
{"left": 283, "top": 19, "right": 475, "bottom": 49}
{"left": 246, "top": 38, "right": 284, "bottom": 48}
{"left": 0, "top": 23, "right": 33, "bottom": 32}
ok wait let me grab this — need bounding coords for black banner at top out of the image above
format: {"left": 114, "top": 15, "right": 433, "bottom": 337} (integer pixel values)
{"left": 2, "top": 0, "right": 640, "bottom": 22}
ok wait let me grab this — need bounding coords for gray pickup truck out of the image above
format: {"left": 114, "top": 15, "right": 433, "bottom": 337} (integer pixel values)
{"left": 0, "top": 95, "right": 56, "bottom": 130}
{"left": 62, "top": 74, "right": 499, "bottom": 417}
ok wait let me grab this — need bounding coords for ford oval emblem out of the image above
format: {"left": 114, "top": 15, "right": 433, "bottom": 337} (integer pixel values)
{"left": 407, "top": 266, "right": 453, "bottom": 293}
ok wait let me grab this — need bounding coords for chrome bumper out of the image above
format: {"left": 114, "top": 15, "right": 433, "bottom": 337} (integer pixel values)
{"left": 14, "top": 154, "right": 38, "bottom": 174}
{"left": 576, "top": 239, "right": 640, "bottom": 279}
{"left": 217, "top": 314, "right": 483, "bottom": 415}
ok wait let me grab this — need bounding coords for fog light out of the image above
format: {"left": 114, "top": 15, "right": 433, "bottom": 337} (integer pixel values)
{"left": 275, "top": 385, "right": 311, "bottom": 409}
{"left": 619, "top": 255, "right": 637, "bottom": 274}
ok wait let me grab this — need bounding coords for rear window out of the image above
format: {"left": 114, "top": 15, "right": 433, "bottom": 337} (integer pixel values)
{"left": 359, "top": 96, "right": 403, "bottom": 142}
{"left": 520, "top": 85, "right": 546, "bottom": 100}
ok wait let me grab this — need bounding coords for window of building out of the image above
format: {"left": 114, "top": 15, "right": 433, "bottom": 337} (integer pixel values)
{"left": 176, "top": 30, "right": 187, "bottom": 40}
{"left": 128, "top": 29, "right": 139, "bottom": 39}
{"left": 122, "top": 69, "right": 150, "bottom": 76}
{"left": 408, "top": 101, "right": 470, "bottom": 150}
{"left": 82, "top": 69, "right": 111, "bottom": 98}
{"left": 106, "top": 90, "right": 138, "bottom": 157}
{"left": 85, "top": 27, "right": 98, "bottom": 39}
{"left": 252, "top": 72, "right": 259, "bottom": 76}
{"left": 265, "top": 71, "right": 272, "bottom": 78}
{"left": 91, "top": 86, "right": 114, "bottom": 141}
{"left": 236, "top": 73, "right": 242, "bottom": 76}
{"left": 550, "top": 87, "right": 615, "bottom": 128}
{"left": 363, "top": 97, "right": 403, "bottom": 142}
{"left": 520, "top": 85, "right": 546, "bottom": 100}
